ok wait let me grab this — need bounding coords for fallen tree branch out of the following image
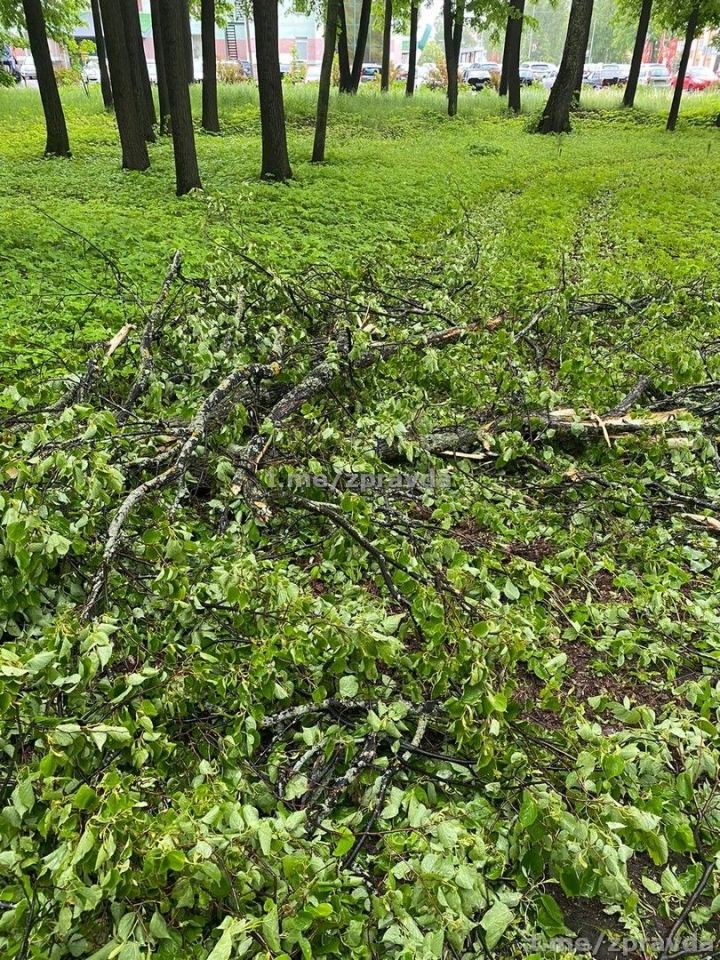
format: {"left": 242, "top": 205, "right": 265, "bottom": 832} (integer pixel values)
{"left": 81, "top": 360, "right": 279, "bottom": 620}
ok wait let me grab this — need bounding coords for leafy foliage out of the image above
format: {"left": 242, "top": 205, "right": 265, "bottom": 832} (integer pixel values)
{"left": 2, "top": 84, "right": 720, "bottom": 959}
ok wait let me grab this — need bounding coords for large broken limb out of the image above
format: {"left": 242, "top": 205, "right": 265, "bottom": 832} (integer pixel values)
{"left": 228, "top": 323, "right": 483, "bottom": 515}
{"left": 81, "top": 360, "right": 279, "bottom": 620}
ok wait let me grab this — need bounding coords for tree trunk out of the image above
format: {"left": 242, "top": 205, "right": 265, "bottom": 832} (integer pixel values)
{"left": 120, "top": 0, "right": 156, "bottom": 141}
{"left": 573, "top": 0, "right": 593, "bottom": 103}
{"left": 182, "top": 0, "right": 194, "bottom": 83}
{"left": 349, "top": 0, "right": 372, "bottom": 93}
{"left": 21, "top": 0, "right": 71, "bottom": 156}
{"left": 160, "top": 0, "right": 202, "bottom": 193}
{"left": 201, "top": 0, "right": 220, "bottom": 132}
{"left": 90, "top": 0, "right": 113, "bottom": 110}
{"left": 99, "top": 0, "right": 149, "bottom": 169}
{"left": 499, "top": 11, "right": 511, "bottom": 96}
{"left": 623, "top": 0, "right": 653, "bottom": 107}
{"left": 405, "top": 2, "right": 418, "bottom": 96}
{"left": 505, "top": 0, "right": 525, "bottom": 112}
{"left": 443, "top": 0, "right": 464, "bottom": 117}
{"left": 312, "top": 0, "right": 339, "bottom": 162}
{"left": 337, "top": 1, "right": 352, "bottom": 93}
{"left": 150, "top": 0, "right": 170, "bottom": 133}
{"left": 252, "top": 0, "right": 292, "bottom": 180}
{"left": 536, "top": 0, "right": 593, "bottom": 133}
{"left": 381, "top": 0, "right": 392, "bottom": 92}
{"left": 667, "top": 7, "right": 698, "bottom": 131}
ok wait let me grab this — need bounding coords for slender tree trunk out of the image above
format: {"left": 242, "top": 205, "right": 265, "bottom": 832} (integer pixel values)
{"left": 160, "top": 0, "right": 202, "bottom": 193}
{"left": 667, "top": 7, "right": 698, "bottom": 132}
{"left": 100, "top": 0, "right": 149, "bottom": 168}
{"left": 182, "top": 0, "right": 194, "bottom": 83}
{"left": 499, "top": 11, "right": 512, "bottom": 96}
{"left": 90, "top": 0, "right": 113, "bottom": 110}
{"left": 312, "top": 0, "right": 339, "bottom": 162}
{"left": 337, "top": 1, "right": 352, "bottom": 93}
{"left": 573, "top": 0, "right": 593, "bottom": 103}
{"left": 505, "top": 0, "right": 525, "bottom": 112}
{"left": 405, "top": 2, "right": 418, "bottom": 96}
{"left": 252, "top": 0, "right": 292, "bottom": 180}
{"left": 349, "top": 0, "right": 372, "bottom": 92}
{"left": 21, "top": 0, "right": 70, "bottom": 156}
{"left": 150, "top": 0, "right": 170, "bottom": 133}
{"left": 201, "top": 0, "right": 220, "bottom": 131}
{"left": 120, "top": 0, "right": 156, "bottom": 141}
{"left": 623, "top": 0, "right": 652, "bottom": 107}
{"left": 443, "top": 0, "right": 464, "bottom": 117}
{"left": 536, "top": 0, "right": 593, "bottom": 133}
{"left": 381, "top": 0, "right": 392, "bottom": 92}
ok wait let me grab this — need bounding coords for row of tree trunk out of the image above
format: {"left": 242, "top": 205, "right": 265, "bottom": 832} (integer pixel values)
{"left": 19, "top": 0, "right": 705, "bottom": 184}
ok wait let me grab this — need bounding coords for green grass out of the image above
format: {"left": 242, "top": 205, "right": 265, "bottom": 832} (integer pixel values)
{"left": 1, "top": 81, "right": 720, "bottom": 386}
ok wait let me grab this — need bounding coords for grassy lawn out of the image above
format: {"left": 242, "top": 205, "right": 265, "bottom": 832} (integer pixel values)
{"left": 2, "top": 84, "right": 720, "bottom": 958}
{"left": 2, "top": 83, "right": 719, "bottom": 381}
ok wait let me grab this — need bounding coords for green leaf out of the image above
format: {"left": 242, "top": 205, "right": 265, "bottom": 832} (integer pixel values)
{"left": 12, "top": 778, "right": 35, "bottom": 817}
{"left": 480, "top": 901, "right": 514, "bottom": 949}
{"left": 339, "top": 675, "right": 359, "bottom": 697}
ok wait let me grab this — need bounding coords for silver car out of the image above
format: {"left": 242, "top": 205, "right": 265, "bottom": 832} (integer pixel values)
{"left": 639, "top": 63, "right": 671, "bottom": 87}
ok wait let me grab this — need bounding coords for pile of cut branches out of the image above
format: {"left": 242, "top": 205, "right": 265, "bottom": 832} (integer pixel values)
{"left": 1, "top": 239, "right": 720, "bottom": 959}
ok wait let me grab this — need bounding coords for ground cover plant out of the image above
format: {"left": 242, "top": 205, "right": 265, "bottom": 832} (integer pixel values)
{"left": 1, "top": 84, "right": 720, "bottom": 959}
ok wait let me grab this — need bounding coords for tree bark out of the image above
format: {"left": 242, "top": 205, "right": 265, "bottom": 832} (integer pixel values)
{"left": 150, "top": 0, "right": 170, "bottom": 133}
{"left": 252, "top": 0, "right": 292, "bottom": 180}
{"left": 120, "top": 0, "right": 156, "bottom": 141}
{"left": 337, "top": 1, "right": 352, "bottom": 93}
{"left": 505, "top": 0, "right": 525, "bottom": 112}
{"left": 443, "top": 0, "right": 464, "bottom": 117}
{"left": 160, "top": 0, "right": 202, "bottom": 193}
{"left": 405, "top": 2, "right": 418, "bottom": 96}
{"left": 381, "top": 0, "right": 392, "bottom": 92}
{"left": 90, "top": 0, "right": 113, "bottom": 110}
{"left": 349, "top": 0, "right": 372, "bottom": 92}
{"left": 573, "top": 0, "right": 593, "bottom": 103}
{"left": 201, "top": 0, "right": 220, "bottom": 132}
{"left": 99, "top": 0, "right": 149, "bottom": 169}
{"left": 21, "top": 0, "right": 71, "bottom": 156}
{"left": 623, "top": 0, "right": 653, "bottom": 107}
{"left": 181, "top": 0, "right": 194, "bottom": 82}
{"left": 536, "top": 0, "right": 593, "bottom": 133}
{"left": 667, "top": 7, "right": 698, "bottom": 132}
{"left": 499, "top": 9, "right": 512, "bottom": 96}
{"left": 312, "top": 0, "right": 339, "bottom": 162}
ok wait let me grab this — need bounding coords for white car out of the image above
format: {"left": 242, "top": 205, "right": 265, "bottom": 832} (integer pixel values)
{"left": 521, "top": 60, "right": 557, "bottom": 81}
{"left": 81, "top": 56, "right": 101, "bottom": 83}
{"left": 19, "top": 56, "right": 36, "bottom": 79}
{"left": 463, "top": 63, "right": 492, "bottom": 90}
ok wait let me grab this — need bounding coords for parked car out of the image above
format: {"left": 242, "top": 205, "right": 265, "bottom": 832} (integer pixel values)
{"left": 303, "top": 63, "right": 322, "bottom": 83}
{"left": 146, "top": 60, "right": 157, "bottom": 83}
{"left": 19, "top": 56, "right": 36, "bottom": 80}
{"left": 520, "top": 60, "right": 557, "bottom": 81}
{"left": 638, "top": 63, "right": 671, "bottom": 87}
{"left": 359, "top": 63, "right": 382, "bottom": 83}
{"left": 472, "top": 60, "right": 501, "bottom": 76}
{"left": 672, "top": 65, "right": 719, "bottom": 92}
{"left": 585, "top": 63, "right": 626, "bottom": 88}
{"left": 463, "top": 63, "right": 492, "bottom": 90}
{"left": 542, "top": 68, "right": 558, "bottom": 89}
{"left": 81, "top": 56, "right": 101, "bottom": 83}
{"left": 1, "top": 48, "right": 21, "bottom": 83}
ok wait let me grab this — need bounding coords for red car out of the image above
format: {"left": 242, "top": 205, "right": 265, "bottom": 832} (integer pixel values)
{"left": 672, "top": 66, "right": 720, "bottom": 92}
